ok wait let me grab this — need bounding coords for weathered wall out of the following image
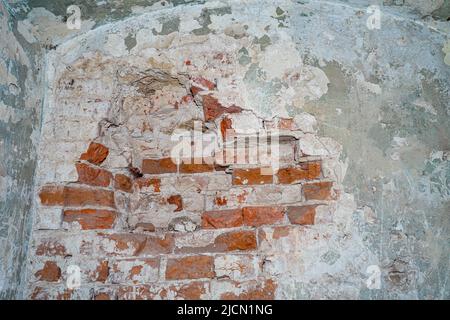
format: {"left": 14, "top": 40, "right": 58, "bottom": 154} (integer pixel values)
{"left": 21, "top": 1, "right": 449, "bottom": 299}
{"left": 0, "top": 1, "right": 43, "bottom": 299}
{"left": 1, "top": 0, "right": 448, "bottom": 299}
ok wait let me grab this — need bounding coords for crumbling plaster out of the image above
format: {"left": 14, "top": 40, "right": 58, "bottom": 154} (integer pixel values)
{"left": 0, "top": 0, "right": 449, "bottom": 299}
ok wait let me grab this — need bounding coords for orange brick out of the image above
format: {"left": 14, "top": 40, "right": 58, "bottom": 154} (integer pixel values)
{"left": 179, "top": 162, "right": 215, "bottom": 174}
{"left": 214, "top": 230, "right": 257, "bottom": 252}
{"left": 202, "top": 209, "right": 243, "bottom": 229}
{"left": 303, "top": 181, "right": 333, "bottom": 200}
{"left": 277, "top": 161, "right": 321, "bottom": 184}
{"left": 80, "top": 142, "right": 109, "bottom": 165}
{"left": 63, "top": 186, "right": 115, "bottom": 208}
{"left": 142, "top": 158, "right": 177, "bottom": 174}
{"left": 35, "top": 261, "right": 61, "bottom": 282}
{"left": 63, "top": 209, "right": 117, "bottom": 230}
{"left": 39, "top": 185, "right": 64, "bottom": 206}
{"left": 167, "top": 195, "right": 183, "bottom": 212}
{"left": 76, "top": 163, "right": 112, "bottom": 187}
{"left": 286, "top": 205, "right": 317, "bottom": 225}
{"left": 166, "top": 256, "right": 215, "bottom": 280}
{"left": 242, "top": 206, "right": 285, "bottom": 227}
{"left": 114, "top": 174, "right": 133, "bottom": 193}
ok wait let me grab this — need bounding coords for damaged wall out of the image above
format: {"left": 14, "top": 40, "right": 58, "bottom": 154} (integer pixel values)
{"left": 0, "top": 1, "right": 43, "bottom": 298}
{"left": 0, "top": 0, "right": 449, "bottom": 299}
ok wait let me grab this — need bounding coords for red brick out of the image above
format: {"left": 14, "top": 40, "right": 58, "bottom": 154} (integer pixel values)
{"left": 167, "top": 195, "right": 183, "bottom": 212}
{"left": 277, "top": 162, "right": 321, "bottom": 184}
{"left": 95, "top": 260, "right": 110, "bottom": 283}
{"left": 30, "top": 287, "right": 77, "bottom": 300}
{"left": 80, "top": 142, "right": 109, "bottom": 165}
{"left": 202, "top": 95, "right": 225, "bottom": 121}
{"left": 179, "top": 162, "right": 215, "bottom": 173}
{"left": 134, "top": 177, "right": 161, "bottom": 192}
{"left": 202, "top": 209, "right": 243, "bottom": 229}
{"left": 35, "top": 261, "right": 61, "bottom": 282}
{"left": 166, "top": 256, "right": 215, "bottom": 280}
{"left": 142, "top": 158, "right": 177, "bottom": 174}
{"left": 202, "top": 95, "right": 242, "bottom": 121}
{"left": 232, "top": 168, "right": 273, "bottom": 185}
{"left": 63, "top": 186, "right": 115, "bottom": 208}
{"left": 303, "top": 181, "right": 333, "bottom": 200}
{"left": 63, "top": 209, "right": 116, "bottom": 230}
{"left": 114, "top": 174, "right": 133, "bottom": 193}
{"left": 286, "top": 205, "right": 317, "bottom": 225}
{"left": 76, "top": 163, "right": 112, "bottom": 187}
{"left": 214, "top": 230, "right": 257, "bottom": 251}
{"left": 242, "top": 206, "right": 285, "bottom": 227}
{"left": 39, "top": 185, "right": 64, "bottom": 206}
{"left": 219, "top": 279, "right": 276, "bottom": 300}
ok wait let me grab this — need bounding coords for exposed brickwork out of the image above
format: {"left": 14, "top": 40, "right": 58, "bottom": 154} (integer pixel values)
{"left": 114, "top": 174, "right": 133, "bottom": 193}
{"left": 277, "top": 162, "right": 321, "bottom": 184}
{"left": 166, "top": 256, "right": 215, "bottom": 280}
{"left": 142, "top": 158, "right": 177, "bottom": 174}
{"left": 286, "top": 205, "right": 317, "bottom": 225}
{"left": 80, "top": 142, "right": 109, "bottom": 165}
{"left": 30, "top": 51, "right": 339, "bottom": 299}
{"left": 179, "top": 162, "right": 215, "bottom": 174}
{"left": 63, "top": 209, "right": 117, "bottom": 230}
{"left": 64, "top": 187, "right": 115, "bottom": 208}
{"left": 242, "top": 206, "right": 285, "bottom": 227}
{"left": 303, "top": 181, "right": 334, "bottom": 200}
{"left": 202, "top": 209, "right": 243, "bottom": 229}
{"left": 167, "top": 195, "right": 183, "bottom": 212}
{"left": 76, "top": 163, "right": 112, "bottom": 187}
{"left": 35, "top": 261, "right": 61, "bottom": 282}
{"left": 214, "top": 230, "right": 257, "bottom": 252}
{"left": 39, "top": 186, "right": 65, "bottom": 206}
{"left": 134, "top": 178, "right": 161, "bottom": 192}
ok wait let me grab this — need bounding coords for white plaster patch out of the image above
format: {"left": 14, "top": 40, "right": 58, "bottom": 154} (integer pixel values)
{"left": 299, "top": 134, "right": 342, "bottom": 157}
{"left": 104, "top": 33, "right": 129, "bottom": 58}
{"left": 293, "top": 112, "right": 317, "bottom": 133}
{"left": 259, "top": 34, "right": 303, "bottom": 80}
{"left": 18, "top": 7, "right": 95, "bottom": 45}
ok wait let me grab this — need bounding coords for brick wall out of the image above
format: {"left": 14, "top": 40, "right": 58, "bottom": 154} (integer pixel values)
{"left": 27, "top": 27, "right": 342, "bottom": 300}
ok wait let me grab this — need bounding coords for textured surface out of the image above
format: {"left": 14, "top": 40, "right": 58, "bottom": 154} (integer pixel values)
{"left": 0, "top": 0, "right": 449, "bottom": 299}
{"left": 0, "top": 1, "right": 44, "bottom": 299}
